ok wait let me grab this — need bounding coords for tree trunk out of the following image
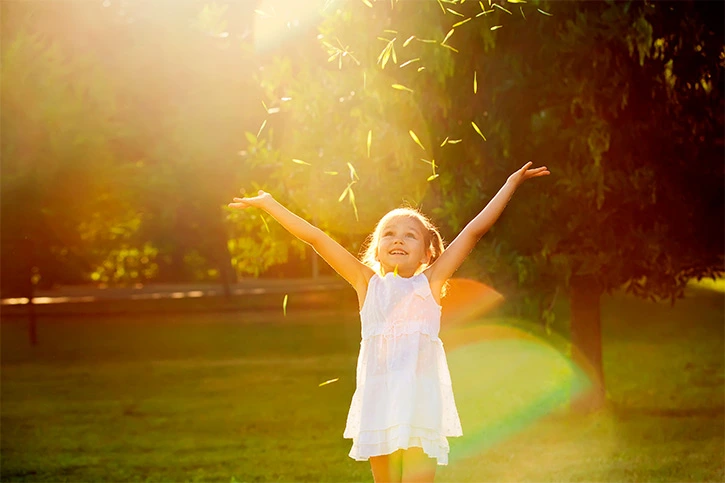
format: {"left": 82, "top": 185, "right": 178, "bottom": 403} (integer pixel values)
{"left": 569, "top": 274, "right": 606, "bottom": 412}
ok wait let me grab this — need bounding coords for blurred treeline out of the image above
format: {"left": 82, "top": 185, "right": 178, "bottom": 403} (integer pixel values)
{"left": 1, "top": 0, "right": 723, "bottom": 313}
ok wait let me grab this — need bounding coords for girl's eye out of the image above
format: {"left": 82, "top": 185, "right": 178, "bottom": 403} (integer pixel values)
{"left": 405, "top": 233, "right": 416, "bottom": 239}
{"left": 383, "top": 231, "right": 393, "bottom": 237}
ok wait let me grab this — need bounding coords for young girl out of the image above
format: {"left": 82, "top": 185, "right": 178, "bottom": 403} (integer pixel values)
{"left": 229, "top": 162, "right": 549, "bottom": 482}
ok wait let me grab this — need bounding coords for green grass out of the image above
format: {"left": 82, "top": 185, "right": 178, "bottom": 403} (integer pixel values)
{"left": 1, "top": 287, "right": 723, "bottom": 482}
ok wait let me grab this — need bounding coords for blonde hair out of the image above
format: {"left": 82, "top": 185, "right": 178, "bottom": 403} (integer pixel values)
{"left": 360, "top": 207, "right": 445, "bottom": 275}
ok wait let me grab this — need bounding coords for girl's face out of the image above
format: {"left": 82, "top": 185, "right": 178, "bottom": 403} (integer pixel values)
{"left": 376, "top": 216, "right": 431, "bottom": 277}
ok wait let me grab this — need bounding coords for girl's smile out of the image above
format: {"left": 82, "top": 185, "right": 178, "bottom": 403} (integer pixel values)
{"left": 376, "top": 217, "right": 431, "bottom": 277}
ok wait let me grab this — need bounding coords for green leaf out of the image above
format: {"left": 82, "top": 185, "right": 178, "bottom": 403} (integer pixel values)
{"left": 282, "top": 294, "right": 288, "bottom": 317}
{"left": 427, "top": 174, "right": 440, "bottom": 181}
{"left": 490, "top": 25, "right": 503, "bottom": 31}
{"left": 448, "top": 139, "right": 463, "bottom": 144}
{"left": 440, "top": 136, "right": 449, "bottom": 147}
{"left": 442, "top": 28, "right": 455, "bottom": 45}
{"left": 507, "top": 0, "right": 526, "bottom": 3}
{"left": 260, "top": 216, "right": 270, "bottom": 233}
{"left": 537, "top": 8, "right": 553, "bottom": 16}
{"left": 318, "top": 377, "right": 339, "bottom": 386}
{"left": 409, "top": 130, "right": 426, "bottom": 151}
{"left": 392, "top": 83, "right": 414, "bottom": 92}
{"left": 440, "top": 44, "right": 459, "bottom": 53}
{"left": 291, "top": 158, "right": 311, "bottom": 165}
{"left": 473, "top": 71, "right": 477, "bottom": 93}
{"left": 471, "top": 121, "right": 487, "bottom": 140}
{"left": 446, "top": 7, "right": 464, "bottom": 16}
{"left": 403, "top": 35, "right": 415, "bottom": 47}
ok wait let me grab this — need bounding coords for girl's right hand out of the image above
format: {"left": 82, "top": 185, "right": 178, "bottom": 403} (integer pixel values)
{"left": 228, "top": 190, "right": 272, "bottom": 209}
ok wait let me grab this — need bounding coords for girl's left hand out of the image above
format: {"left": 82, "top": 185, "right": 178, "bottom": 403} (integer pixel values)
{"left": 508, "top": 161, "right": 550, "bottom": 186}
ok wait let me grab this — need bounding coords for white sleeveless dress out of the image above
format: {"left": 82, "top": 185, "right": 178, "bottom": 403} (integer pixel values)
{"left": 343, "top": 272, "right": 462, "bottom": 465}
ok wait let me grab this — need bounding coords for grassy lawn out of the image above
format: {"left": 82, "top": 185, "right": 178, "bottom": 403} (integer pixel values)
{"left": 1, "top": 285, "right": 723, "bottom": 482}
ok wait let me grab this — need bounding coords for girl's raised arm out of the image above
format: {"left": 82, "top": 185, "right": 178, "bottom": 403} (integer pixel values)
{"left": 425, "top": 162, "right": 550, "bottom": 286}
{"left": 229, "top": 191, "right": 373, "bottom": 293}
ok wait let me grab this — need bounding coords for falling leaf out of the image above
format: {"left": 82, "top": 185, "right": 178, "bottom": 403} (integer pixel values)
{"left": 399, "top": 58, "right": 420, "bottom": 68}
{"left": 474, "top": 71, "right": 477, "bottom": 93}
{"left": 417, "top": 66, "right": 426, "bottom": 72}
{"left": 260, "top": 216, "right": 270, "bottom": 233}
{"left": 261, "top": 100, "right": 268, "bottom": 112}
{"left": 537, "top": 8, "right": 553, "bottom": 16}
{"left": 324, "top": 171, "right": 338, "bottom": 175}
{"left": 476, "top": 9, "right": 494, "bottom": 17}
{"left": 338, "top": 185, "right": 350, "bottom": 202}
{"left": 452, "top": 18, "right": 471, "bottom": 28}
{"left": 507, "top": 0, "right": 526, "bottom": 2}
{"left": 292, "top": 158, "right": 311, "bottom": 165}
{"left": 348, "top": 187, "right": 359, "bottom": 221}
{"left": 281, "top": 97, "right": 292, "bottom": 102}
{"left": 490, "top": 25, "right": 503, "bottom": 31}
{"left": 403, "top": 35, "right": 415, "bottom": 47}
{"left": 392, "top": 83, "right": 414, "bottom": 92}
{"left": 393, "top": 264, "right": 399, "bottom": 277}
{"left": 363, "top": 71, "right": 367, "bottom": 90}
{"left": 267, "top": 107, "right": 280, "bottom": 114}
{"left": 409, "top": 130, "right": 426, "bottom": 151}
{"left": 440, "top": 43, "right": 459, "bottom": 53}
{"left": 282, "top": 294, "right": 288, "bottom": 317}
{"left": 318, "top": 378, "right": 340, "bottom": 387}
{"left": 367, "top": 130, "right": 372, "bottom": 157}
{"left": 440, "top": 136, "right": 449, "bottom": 147}
{"left": 436, "top": 0, "right": 446, "bottom": 13}
{"left": 416, "top": 38, "right": 438, "bottom": 43}
{"left": 257, "top": 119, "right": 267, "bottom": 138}
{"left": 471, "top": 121, "right": 487, "bottom": 140}
{"left": 361, "top": 0, "right": 373, "bottom": 6}
{"left": 347, "top": 162, "right": 359, "bottom": 180}
{"left": 520, "top": 6, "right": 526, "bottom": 19}
{"left": 254, "top": 9, "right": 272, "bottom": 17}
{"left": 448, "top": 139, "right": 463, "bottom": 144}
{"left": 493, "top": 3, "right": 512, "bottom": 14}
{"left": 446, "top": 7, "right": 464, "bottom": 16}
{"left": 442, "top": 28, "right": 455, "bottom": 45}
{"left": 427, "top": 174, "right": 440, "bottom": 181}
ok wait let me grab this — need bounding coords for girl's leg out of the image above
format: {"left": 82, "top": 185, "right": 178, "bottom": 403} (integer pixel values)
{"left": 370, "top": 449, "right": 403, "bottom": 483}
{"left": 401, "top": 447, "right": 437, "bottom": 483}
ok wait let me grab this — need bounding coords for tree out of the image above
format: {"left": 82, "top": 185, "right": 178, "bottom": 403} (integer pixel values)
{"left": 239, "top": 0, "right": 723, "bottom": 411}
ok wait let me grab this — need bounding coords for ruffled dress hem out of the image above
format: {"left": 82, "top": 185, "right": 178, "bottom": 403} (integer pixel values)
{"left": 345, "top": 423, "right": 461, "bottom": 466}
